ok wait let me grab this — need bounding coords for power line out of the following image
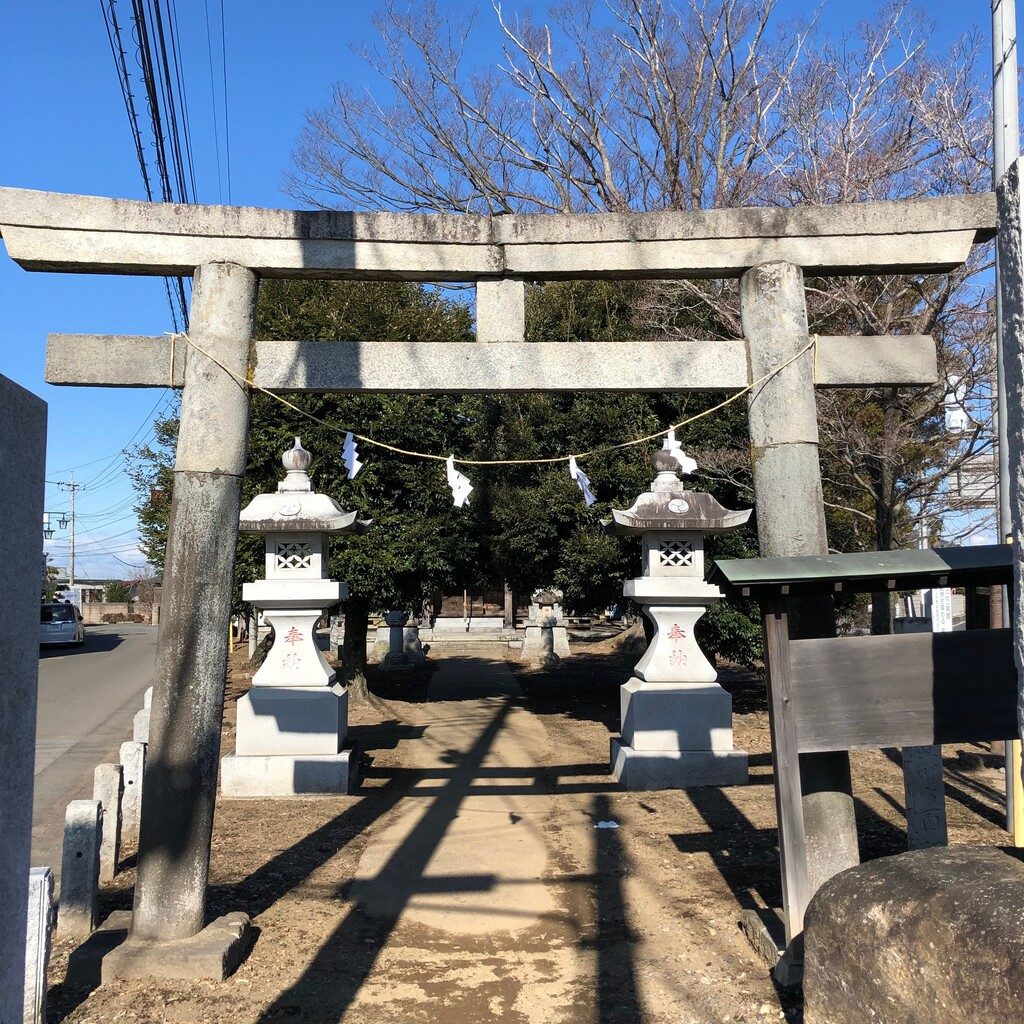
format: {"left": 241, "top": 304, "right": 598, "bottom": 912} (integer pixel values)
{"left": 203, "top": 0, "right": 224, "bottom": 202}
{"left": 219, "top": 0, "right": 232, "bottom": 203}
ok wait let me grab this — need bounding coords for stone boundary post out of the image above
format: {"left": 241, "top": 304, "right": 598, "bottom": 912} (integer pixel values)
{"left": 24, "top": 867, "right": 53, "bottom": 1024}
{"left": 93, "top": 764, "right": 124, "bottom": 881}
{"left": 119, "top": 740, "right": 146, "bottom": 841}
{"left": 58, "top": 800, "right": 101, "bottom": 938}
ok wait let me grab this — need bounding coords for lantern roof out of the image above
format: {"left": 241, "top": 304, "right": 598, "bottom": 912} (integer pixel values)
{"left": 239, "top": 437, "right": 365, "bottom": 534}
{"left": 606, "top": 439, "right": 751, "bottom": 535}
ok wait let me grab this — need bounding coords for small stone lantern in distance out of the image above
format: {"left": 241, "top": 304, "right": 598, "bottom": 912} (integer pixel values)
{"left": 220, "top": 438, "right": 364, "bottom": 797}
{"left": 607, "top": 437, "right": 751, "bottom": 789}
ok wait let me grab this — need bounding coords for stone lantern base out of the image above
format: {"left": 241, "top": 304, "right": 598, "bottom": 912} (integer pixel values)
{"left": 221, "top": 749, "right": 360, "bottom": 797}
{"left": 222, "top": 683, "right": 360, "bottom": 797}
{"left": 611, "top": 673, "right": 748, "bottom": 789}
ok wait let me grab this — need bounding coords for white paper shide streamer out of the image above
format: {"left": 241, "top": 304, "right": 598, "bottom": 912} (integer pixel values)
{"left": 568, "top": 456, "right": 597, "bottom": 506}
{"left": 665, "top": 428, "right": 697, "bottom": 475}
{"left": 342, "top": 432, "right": 363, "bottom": 479}
{"left": 446, "top": 455, "right": 473, "bottom": 508}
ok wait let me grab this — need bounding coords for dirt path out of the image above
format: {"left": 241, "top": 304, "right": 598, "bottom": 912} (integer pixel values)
{"left": 48, "top": 644, "right": 1007, "bottom": 1024}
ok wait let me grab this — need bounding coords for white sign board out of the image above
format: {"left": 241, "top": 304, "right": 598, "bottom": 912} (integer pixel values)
{"left": 928, "top": 587, "right": 954, "bottom": 633}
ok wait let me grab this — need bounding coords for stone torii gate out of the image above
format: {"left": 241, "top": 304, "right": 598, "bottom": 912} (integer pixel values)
{"left": 0, "top": 185, "right": 995, "bottom": 974}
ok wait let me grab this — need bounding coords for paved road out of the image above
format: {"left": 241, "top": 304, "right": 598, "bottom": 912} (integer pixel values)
{"left": 32, "top": 623, "right": 157, "bottom": 880}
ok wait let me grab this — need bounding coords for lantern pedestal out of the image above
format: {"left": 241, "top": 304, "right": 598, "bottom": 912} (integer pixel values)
{"left": 610, "top": 585, "right": 748, "bottom": 789}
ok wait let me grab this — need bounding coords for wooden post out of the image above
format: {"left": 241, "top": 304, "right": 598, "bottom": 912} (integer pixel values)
{"left": 760, "top": 598, "right": 811, "bottom": 943}
{"left": 131, "top": 263, "right": 258, "bottom": 942}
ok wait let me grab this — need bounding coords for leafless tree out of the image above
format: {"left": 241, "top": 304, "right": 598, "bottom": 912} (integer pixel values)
{"left": 289, "top": 0, "right": 998, "bottom": 631}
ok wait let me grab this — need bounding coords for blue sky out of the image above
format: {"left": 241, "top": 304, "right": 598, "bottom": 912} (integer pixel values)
{"left": 0, "top": 0, "right": 1002, "bottom": 577}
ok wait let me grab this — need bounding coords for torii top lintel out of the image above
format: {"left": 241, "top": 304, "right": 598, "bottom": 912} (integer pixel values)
{"left": 0, "top": 185, "right": 995, "bottom": 281}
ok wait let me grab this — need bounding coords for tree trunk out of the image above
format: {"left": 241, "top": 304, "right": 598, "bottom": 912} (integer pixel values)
{"left": 341, "top": 597, "right": 371, "bottom": 702}
{"left": 870, "top": 441, "right": 896, "bottom": 636}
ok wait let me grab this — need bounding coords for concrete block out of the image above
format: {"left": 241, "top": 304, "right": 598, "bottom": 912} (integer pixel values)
{"left": 24, "top": 867, "right": 53, "bottom": 1024}
{"left": 620, "top": 678, "right": 735, "bottom": 751}
{"left": 58, "top": 800, "right": 101, "bottom": 938}
{"left": 132, "top": 707, "right": 150, "bottom": 744}
{"left": 234, "top": 687, "right": 348, "bottom": 756}
{"left": 118, "top": 740, "right": 146, "bottom": 840}
{"left": 92, "top": 763, "right": 123, "bottom": 882}
{"left": 69, "top": 910, "right": 252, "bottom": 984}
{"left": 804, "top": 846, "right": 1024, "bottom": 1023}
{"left": 220, "top": 747, "right": 360, "bottom": 797}
{"left": 0, "top": 374, "right": 46, "bottom": 1024}
{"left": 143, "top": 685, "right": 153, "bottom": 708}
{"left": 611, "top": 738, "right": 748, "bottom": 790}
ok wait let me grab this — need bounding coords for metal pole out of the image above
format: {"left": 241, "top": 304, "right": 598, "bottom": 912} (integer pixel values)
{"left": 68, "top": 475, "right": 76, "bottom": 588}
{"left": 993, "top": 0, "right": 1023, "bottom": 842}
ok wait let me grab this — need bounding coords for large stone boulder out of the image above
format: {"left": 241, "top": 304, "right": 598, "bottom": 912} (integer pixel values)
{"left": 804, "top": 846, "right": 1024, "bottom": 1023}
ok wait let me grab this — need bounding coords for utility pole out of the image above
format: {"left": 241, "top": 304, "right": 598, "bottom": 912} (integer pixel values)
{"left": 55, "top": 476, "right": 84, "bottom": 588}
{"left": 992, "top": 0, "right": 1022, "bottom": 841}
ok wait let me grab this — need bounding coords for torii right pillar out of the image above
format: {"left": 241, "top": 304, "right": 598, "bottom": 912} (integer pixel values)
{"left": 741, "top": 261, "right": 860, "bottom": 895}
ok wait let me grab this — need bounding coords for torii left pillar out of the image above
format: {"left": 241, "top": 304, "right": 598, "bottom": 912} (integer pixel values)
{"left": 106, "top": 263, "right": 259, "bottom": 979}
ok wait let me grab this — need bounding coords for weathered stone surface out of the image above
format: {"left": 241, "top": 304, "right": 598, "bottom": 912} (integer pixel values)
{"left": 1, "top": 185, "right": 993, "bottom": 278}
{"left": 804, "top": 846, "right": 1024, "bottom": 1024}
{"left": 118, "top": 740, "right": 145, "bottom": 840}
{"left": 901, "top": 745, "right": 948, "bottom": 849}
{"left": 24, "top": 867, "right": 53, "bottom": 1024}
{"left": 143, "top": 685, "right": 153, "bottom": 709}
{"left": 132, "top": 262, "right": 258, "bottom": 945}
{"left": 0, "top": 375, "right": 45, "bottom": 1024}
{"left": 741, "top": 261, "right": 859, "bottom": 900}
{"left": 476, "top": 279, "right": 525, "bottom": 342}
{"left": 92, "top": 763, "right": 123, "bottom": 881}
{"left": 46, "top": 333, "right": 938, "bottom": 393}
{"left": 69, "top": 910, "right": 252, "bottom": 984}
{"left": 132, "top": 707, "right": 150, "bottom": 744}
{"left": 58, "top": 800, "right": 101, "bottom": 938}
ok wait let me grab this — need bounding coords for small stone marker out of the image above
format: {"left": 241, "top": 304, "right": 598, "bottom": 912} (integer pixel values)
{"left": 24, "top": 867, "right": 53, "bottom": 1024}
{"left": 119, "top": 741, "right": 146, "bottom": 840}
{"left": 92, "top": 764, "right": 123, "bottom": 881}
{"left": 133, "top": 707, "right": 150, "bottom": 744}
{"left": 58, "top": 800, "right": 101, "bottom": 938}
{"left": 143, "top": 685, "right": 153, "bottom": 709}
{"left": 902, "top": 745, "right": 948, "bottom": 849}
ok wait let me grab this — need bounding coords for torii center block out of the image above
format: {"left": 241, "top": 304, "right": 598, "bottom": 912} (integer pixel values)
{"left": 221, "top": 438, "right": 365, "bottom": 797}
{"left": 608, "top": 442, "right": 750, "bottom": 789}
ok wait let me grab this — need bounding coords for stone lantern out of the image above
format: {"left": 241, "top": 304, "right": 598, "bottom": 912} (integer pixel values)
{"left": 220, "top": 438, "right": 364, "bottom": 797}
{"left": 607, "top": 439, "right": 751, "bottom": 789}
{"left": 520, "top": 586, "right": 571, "bottom": 666}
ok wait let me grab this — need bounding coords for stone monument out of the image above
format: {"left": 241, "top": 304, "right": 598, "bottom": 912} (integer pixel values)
{"left": 607, "top": 439, "right": 750, "bottom": 789}
{"left": 221, "top": 438, "right": 363, "bottom": 796}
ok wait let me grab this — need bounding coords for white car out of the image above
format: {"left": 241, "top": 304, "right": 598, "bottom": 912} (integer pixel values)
{"left": 40, "top": 603, "right": 85, "bottom": 647}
